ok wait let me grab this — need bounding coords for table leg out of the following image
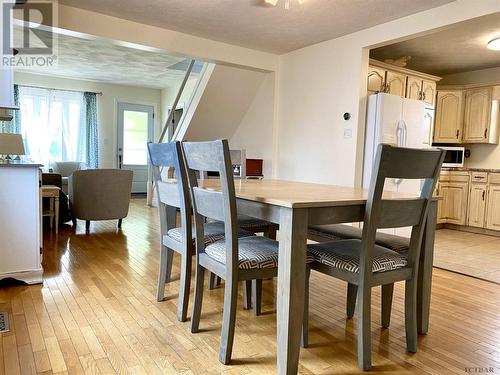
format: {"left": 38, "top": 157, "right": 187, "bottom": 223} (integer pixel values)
{"left": 417, "top": 200, "right": 437, "bottom": 334}
{"left": 55, "top": 195, "right": 59, "bottom": 234}
{"left": 49, "top": 197, "right": 54, "bottom": 229}
{"left": 277, "top": 207, "right": 308, "bottom": 375}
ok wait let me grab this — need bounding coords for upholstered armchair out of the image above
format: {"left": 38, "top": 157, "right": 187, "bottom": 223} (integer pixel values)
{"left": 69, "top": 169, "right": 133, "bottom": 232}
{"left": 51, "top": 161, "right": 87, "bottom": 194}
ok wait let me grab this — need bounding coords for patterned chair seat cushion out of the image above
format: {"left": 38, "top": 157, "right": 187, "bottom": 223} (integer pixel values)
{"left": 205, "top": 236, "right": 315, "bottom": 270}
{"left": 165, "top": 221, "right": 254, "bottom": 246}
{"left": 236, "top": 215, "right": 279, "bottom": 233}
{"left": 308, "top": 224, "right": 410, "bottom": 254}
{"left": 308, "top": 239, "right": 408, "bottom": 274}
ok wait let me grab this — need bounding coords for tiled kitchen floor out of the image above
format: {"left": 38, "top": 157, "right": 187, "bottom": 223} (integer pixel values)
{"left": 434, "top": 228, "right": 500, "bottom": 283}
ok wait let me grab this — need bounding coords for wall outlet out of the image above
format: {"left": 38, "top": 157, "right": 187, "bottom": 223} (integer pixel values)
{"left": 343, "top": 128, "right": 352, "bottom": 139}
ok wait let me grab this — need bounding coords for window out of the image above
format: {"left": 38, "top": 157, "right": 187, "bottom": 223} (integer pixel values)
{"left": 18, "top": 86, "right": 87, "bottom": 169}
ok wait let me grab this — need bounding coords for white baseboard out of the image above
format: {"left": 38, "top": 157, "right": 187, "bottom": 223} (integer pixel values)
{"left": 0, "top": 268, "right": 43, "bottom": 285}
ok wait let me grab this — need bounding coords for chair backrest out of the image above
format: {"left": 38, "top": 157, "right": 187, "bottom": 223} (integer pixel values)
{"left": 360, "top": 144, "right": 445, "bottom": 278}
{"left": 147, "top": 142, "right": 191, "bottom": 240}
{"left": 69, "top": 169, "right": 132, "bottom": 220}
{"left": 52, "top": 161, "right": 87, "bottom": 177}
{"left": 182, "top": 140, "right": 239, "bottom": 272}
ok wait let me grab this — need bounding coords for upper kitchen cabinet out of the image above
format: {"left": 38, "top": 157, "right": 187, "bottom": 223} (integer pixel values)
{"left": 367, "top": 59, "right": 440, "bottom": 107}
{"left": 385, "top": 71, "right": 406, "bottom": 97}
{"left": 434, "top": 90, "right": 464, "bottom": 143}
{"left": 367, "top": 66, "right": 386, "bottom": 94}
{"left": 406, "top": 76, "right": 422, "bottom": 101}
{"left": 422, "top": 80, "right": 437, "bottom": 108}
{"left": 463, "top": 87, "right": 499, "bottom": 144}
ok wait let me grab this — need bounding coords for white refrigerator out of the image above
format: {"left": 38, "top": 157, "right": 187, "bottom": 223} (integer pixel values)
{"left": 363, "top": 93, "right": 434, "bottom": 237}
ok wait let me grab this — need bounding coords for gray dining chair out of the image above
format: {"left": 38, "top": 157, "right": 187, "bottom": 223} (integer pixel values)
{"left": 148, "top": 142, "right": 254, "bottom": 322}
{"left": 308, "top": 224, "right": 410, "bottom": 320}
{"left": 302, "top": 144, "right": 445, "bottom": 371}
{"left": 183, "top": 140, "right": 284, "bottom": 365}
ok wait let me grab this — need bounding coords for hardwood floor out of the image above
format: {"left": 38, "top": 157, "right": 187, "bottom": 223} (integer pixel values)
{"left": 435, "top": 229, "right": 500, "bottom": 283}
{"left": 1, "top": 198, "right": 500, "bottom": 374}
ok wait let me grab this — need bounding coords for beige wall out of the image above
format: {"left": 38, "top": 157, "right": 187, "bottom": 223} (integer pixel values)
{"left": 440, "top": 67, "right": 500, "bottom": 169}
{"left": 14, "top": 72, "right": 162, "bottom": 168}
{"left": 277, "top": 0, "right": 500, "bottom": 186}
{"left": 439, "top": 66, "right": 500, "bottom": 86}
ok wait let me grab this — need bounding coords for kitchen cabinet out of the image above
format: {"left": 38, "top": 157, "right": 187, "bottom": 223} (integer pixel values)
{"left": 438, "top": 171, "right": 469, "bottom": 225}
{"left": 367, "top": 60, "right": 440, "bottom": 107}
{"left": 385, "top": 71, "right": 406, "bottom": 97}
{"left": 440, "top": 182, "right": 469, "bottom": 225}
{"left": 367, "top": 66, "right": 386, "bottom": 94}
{"left": 486, "top": 173, "right": 500, "bottom": 231}
{"left": 468, "top": 173, "right": 487, "bottom": 228}
{"left": 422, "top": 80, "right": 437, "bottom": 108}
{"left": 434, "top": 90, "right": 464, "bottom": 143}
{"left": 463, "top": 87, "right": 497, "bottom": 144}
{"left": 406, "top": 76, "right": 422, "bottom": 101}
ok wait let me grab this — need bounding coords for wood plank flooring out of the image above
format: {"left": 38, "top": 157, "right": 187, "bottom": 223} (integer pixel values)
{"left": 1, "top": 198, "right": 500, "bottom": 374}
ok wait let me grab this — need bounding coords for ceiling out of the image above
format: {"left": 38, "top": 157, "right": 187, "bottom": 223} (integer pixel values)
{"left": 13, "top": 28, "right": 201, "bottom": 89}
{"left": 58, "top": 0, "right": 453, "bottom": 54}
{"left": 371, "top": 12, "right": 500, "bottom": 76}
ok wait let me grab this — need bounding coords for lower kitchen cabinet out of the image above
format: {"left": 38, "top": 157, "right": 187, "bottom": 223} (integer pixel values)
{"left": 486, "top": 184, "right": 500, "bottom": 231}
{"left": 468, "top": 183, "right": 487, "bottom": 228}
{"left": 440, "top": 182, "right": 469, "bottom": 225}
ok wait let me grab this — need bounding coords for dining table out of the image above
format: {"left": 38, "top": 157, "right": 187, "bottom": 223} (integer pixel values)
{"left": 199, "top": 178, "right": 438, "bottom": 375}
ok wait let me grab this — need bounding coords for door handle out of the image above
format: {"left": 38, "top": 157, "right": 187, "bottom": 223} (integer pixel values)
{"left": 118, "top": 154, "right": 122, "bottom": 169}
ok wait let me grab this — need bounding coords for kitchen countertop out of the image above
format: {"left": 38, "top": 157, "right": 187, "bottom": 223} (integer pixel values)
{"left": 0, "top": 160, "right": 43, "bottom": 168}
{"left": 442, "top": 167, "right": 500, "bottom": 173}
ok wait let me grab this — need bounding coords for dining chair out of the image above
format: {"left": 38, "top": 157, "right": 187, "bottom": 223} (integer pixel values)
{"left": 308, "top": 224, "right": 409, "bottom": 321}
{"left": 183, "top": 139, "right": 282, "bottom": 365}
{"left": 148, "top": 142, "right": 254, "bottom": 322}
{"left": 302, "top": 144, "right": 445, "bottom": 371}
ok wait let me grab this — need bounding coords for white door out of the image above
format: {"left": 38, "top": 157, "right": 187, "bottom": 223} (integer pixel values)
{"left": 117, "top": 103, "right": 154, "bottom": 193}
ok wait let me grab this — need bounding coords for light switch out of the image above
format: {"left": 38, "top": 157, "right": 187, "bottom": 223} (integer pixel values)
{"left": 344, "top": 128, "right": 352, "bottom": 139}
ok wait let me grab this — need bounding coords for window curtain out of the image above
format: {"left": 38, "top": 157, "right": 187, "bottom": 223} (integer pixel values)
{"left": 0, "top": 84, "right": 21, "bottom": 134}
{"left": 18, "top": 86, "right": 87, "bottom": 168}
{"left": 84, "top": 92, "right": 98, "bottom": 168}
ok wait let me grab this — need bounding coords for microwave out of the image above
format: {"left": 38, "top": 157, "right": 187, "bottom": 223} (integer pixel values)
{"left": 440, "top": 146, "right": 465, "bottom": 167}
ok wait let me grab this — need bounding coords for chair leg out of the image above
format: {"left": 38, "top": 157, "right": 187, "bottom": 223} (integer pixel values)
{"left": 405, "top": 278, "right": 418, "bottom": 353}
{"left": 219, "top": 277, "right": 239, "bottom": 365}
{"left": 252, "top": 279, "right": 262, "bottom": 316}
{"left": 85, "top": 220, "right": 90, "bottom": 233}
{"left": 346, "top": 283, "right": 357, "bottom": 319}
{"left": 190, "top": 264, "right": 205, "bottom": 333}
{"left": 381, "top": 283, "right": 394, "bottom": 328}
{"left": 177, "top": 252, "right": 192, "bottom": 322}
{"left": 156, "top": 245, "right": 169, "bottom": 302}
{"left": 301, "top": 266, "right": 311, "bottom": 348}
{"left": 165, "top": 246, "right": 174, "bottom": 284}
{"left": 243, "top": 281, "right": 252, "bottom": 310}
{"left": 357, "top": 285, "right": 372, "bottom": 371}
{"left": 117, "top": 218, "right": 123, "bottom": 228}
{"left": 208, "top": 272, "right": 217, "bottom": 290}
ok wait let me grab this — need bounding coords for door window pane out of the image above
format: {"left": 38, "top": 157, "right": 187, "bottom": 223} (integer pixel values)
{"left": 123, "top": 110, "right": 148, "bottom": 165}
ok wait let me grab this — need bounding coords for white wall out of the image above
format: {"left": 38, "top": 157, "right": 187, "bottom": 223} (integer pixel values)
{"left": 14, "top": 72, "right": 162, "bottom": 168}
{"left": 230, "top": 72, "right": 276, "bottom": 178}
{"left": 277, "top": 0, "right": 500, "bottom": 187}
{"left": 183, "top": 65, "right": 267, "bottom": 141}
{"left": 439, "top": 67, "right": 500, "bottom": 169}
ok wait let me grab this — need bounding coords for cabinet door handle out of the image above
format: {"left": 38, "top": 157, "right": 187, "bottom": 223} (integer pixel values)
{"left": 456, "top": 129, "right": 460, "bottom": 139}
{"left": 482, "top": 190, "right": 486, "bottom": 200}
{"left": 485, "top": 128, "right": 488, "bottom": 139}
